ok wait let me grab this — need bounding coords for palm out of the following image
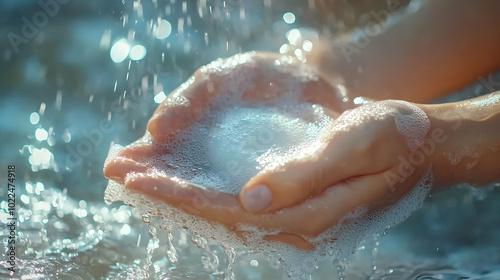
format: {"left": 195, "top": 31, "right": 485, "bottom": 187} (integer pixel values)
{"left": 103, "top": 52, "right": 404, "bottom": 249}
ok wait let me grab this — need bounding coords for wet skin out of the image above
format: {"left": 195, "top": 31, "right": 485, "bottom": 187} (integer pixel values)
{"left": 104, "top": 52, "right": 436, "bottom": 249}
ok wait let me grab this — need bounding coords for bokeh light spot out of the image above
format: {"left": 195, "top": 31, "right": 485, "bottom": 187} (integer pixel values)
{"left": 286, "top": 29, "right": 301, "bottom": 46}
{"left": 30, "top": 112, "right": 40, "bottom": 125}
{"left": 154, "top": 19, "right": 172, "bottom": 39}
{"left": 154, "top": 91, "right": 167, "bottom": 104}
{"left": 130, "top": 45, "right": 147, "bottom": 61}
{"left": 283, "top": 12, "right": 296, "bottom": 24}
{"left": 35, "top": 128, "right": 48, "bottom": 141}
{"left": 120, "top": 224, "right": 132, "bottom": 235}
{"left": 302, "top": 40, "right": 313, "bottom": 52}
{"left": 110, "top": 39, "right": 130, "bottom": 63}
{"left": 279, "top": 44, "right": 289, "bottom": 54}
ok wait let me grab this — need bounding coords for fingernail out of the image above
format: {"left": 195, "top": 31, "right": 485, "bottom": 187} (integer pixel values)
{"left": 240, "top": 184, "right": 272, "bottom": 212}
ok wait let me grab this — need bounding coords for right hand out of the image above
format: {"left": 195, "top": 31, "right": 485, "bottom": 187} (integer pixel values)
{"left": 239, "top": 100, "right": 436, "bottom": 215}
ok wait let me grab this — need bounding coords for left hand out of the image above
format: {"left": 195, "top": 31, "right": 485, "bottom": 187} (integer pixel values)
{"left": 104, "top": 52, "right": 350, "bottom": 250}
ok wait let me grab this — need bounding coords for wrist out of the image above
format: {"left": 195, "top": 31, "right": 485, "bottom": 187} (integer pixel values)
{"left": 419, "top": 93, "right": 500, "bottom": 188}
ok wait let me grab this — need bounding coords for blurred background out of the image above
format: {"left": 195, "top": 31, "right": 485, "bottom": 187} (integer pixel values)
{"left": 1, "top": 0, "right": 500, "bottom": 279}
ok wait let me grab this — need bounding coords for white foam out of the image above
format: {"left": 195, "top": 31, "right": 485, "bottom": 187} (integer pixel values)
{"left": 327, "top": 100, "right": 430, "bottom": 152}
{"left": 104, "top": 53, "right": 435, "bottom": 279}
{"left": 104, "top": 165, "right": 433, "bottom": 280}
{"left": 269, "top": 168, "right": 434, "bottom": 279}
{"left": 443, "top": 146, "right": 479, "bottom": 167}
{"left": 104, "top": 101, "right": 434, "bottom": 278}
{"left": 468, "top": 92, "right": 500, "bottom": 107}
{"left": 158, "top": 104, "right": 331, "bottom": 195}
{"left": 391, "top": 101, "right": 430, "bottom": 152}
{"left": 103, "top": 142, "right": 123, "bottom": 169}
{"left": 143, "top": 52, "right": 335, "bottom": 195}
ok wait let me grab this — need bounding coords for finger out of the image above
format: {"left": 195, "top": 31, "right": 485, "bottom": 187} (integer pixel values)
{"left": 329, "top": 172, "right": 393, "bottom": 219}
{"left": 301, "top": 77, "right": 347, "bottom": 116}
{"left": 263, "top": 232, "right": 315, "bottom": 251}
{"left": 240, "top": 58, "right": 346, "bottom": 117}
{"left": 238, "top": 130, "right": 380, "bottom": 213}
{"left": 124, "top": 172, "right": 316, "bottom": 249}
{"left": 147, "top": 52, "right": 272, "bottom": 142}
{"left": 147, "top": 72, "right": 222, "bottom": 142}
{"left": 103, "top": 144, "right": 164, "bottom": 183}
{"left": 148, "top": 54, "right": 270, "bottom": 142}
{"left": 283, "top": 171, "right": 393, "bottom": 237}
{"left": 124, "top": 172, "right": 247, "bottom": 225}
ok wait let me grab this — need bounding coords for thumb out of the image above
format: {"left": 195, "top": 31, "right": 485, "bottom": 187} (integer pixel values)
{"left": 238, "top": 133, "right": 366, "bottom": 213}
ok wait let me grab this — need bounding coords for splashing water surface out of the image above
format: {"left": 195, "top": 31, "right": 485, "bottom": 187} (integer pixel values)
{"left": 2, "top": 0, "right": 500, "bottom": 279}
